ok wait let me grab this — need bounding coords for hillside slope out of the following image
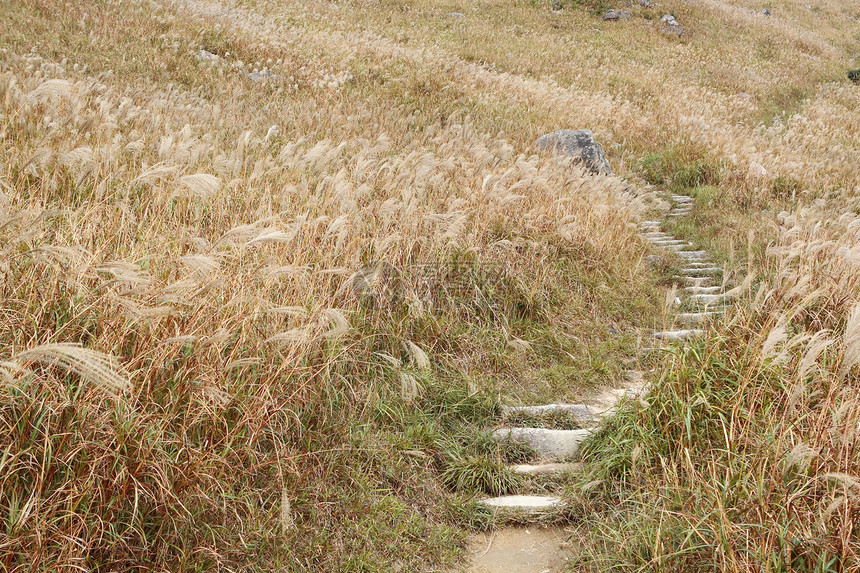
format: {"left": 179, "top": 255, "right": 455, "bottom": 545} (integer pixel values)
{"left": 2, "top": 0, "right": 860, "bottom": 570}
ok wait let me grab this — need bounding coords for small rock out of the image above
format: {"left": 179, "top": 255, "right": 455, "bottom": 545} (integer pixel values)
{"left": 534, "top": 129, "right": 613, "bottom": 175}
{"left": 196, "top": 49, "right": 219, "bottom": 63}
{"left": 447, "top": 11, "right": 465, "bottom": 18}
{"left": 658, "top": 14, "right": 685, "bottom": 36}
{"left": 762, "top": 8, "right": 771, "bottom": 15}
{"left": 601, "top": 9, "right": 631, "bottom": 20}
{"left": 849, "top": 69, "right": 860, "bottom": 84}
{"left": 639, "top": 0, "right": 653, "bottom": 7}
{"left": 248, "top": 70, "right": 283, "bottom": 82}
{"left": 551, "top": 0, "right": 563, "bottom": 10}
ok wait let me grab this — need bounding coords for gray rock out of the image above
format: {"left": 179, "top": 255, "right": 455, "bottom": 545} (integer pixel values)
{"left": 248, "top": 71, "right": 283, "bottom": 82}
{"left": 551, "top": 0, "right": 563, "bottom": 11}
{"left": 447, "top": 11, "right": 465, "bottom": 18}
{"left": 534, "top": 129, "right": 613, "bottom": 175}
{"left": 602, "top": 9, "right": 632, "bottom": 20}
{"left": 762, "top": 8, "right": 770, "bottom": 16}
{"left": 659, "top": 14, "right": 685, "bottom": 36}
{"left": 196, "top": 49, "right": 220, "bottom": 63}
{"left": 639, "top": 0, "right": 654, "bottom": 7}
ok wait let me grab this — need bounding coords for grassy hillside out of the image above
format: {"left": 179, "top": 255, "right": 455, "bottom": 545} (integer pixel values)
{"left": 1, "top": 0, "right": 859, "bottom": 570}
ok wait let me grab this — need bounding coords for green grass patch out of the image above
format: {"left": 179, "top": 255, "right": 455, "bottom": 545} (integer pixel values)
{"left": 640, "top": 146, "right": 722, "bottom": 192}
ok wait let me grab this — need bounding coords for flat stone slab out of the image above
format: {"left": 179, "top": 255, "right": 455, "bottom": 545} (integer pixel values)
{"left": 684, "top": 285, "right": 722, "bottom": 294}
{"left": 684, "top": 262, "right": 716, "bottom": 268}
{"left": 510, "top": 462, "right": 584, "bottom": 475}
{"left": 503, "top": 404, "right": 598, "bottom": 424}
{"left": 493, "top": 428, "right": 592, "bottom": 459}
{"left": 691, "top": 293, "right": 732, "bottom": 305}
{"left": 653, "top": 329, "right": 704, "bottom": 341}
{"left": 676, "top": 312, "right": 721, "bottom": 325}
{"left": 479, "top": 495, "right": 563, "bottom": 513}
{"left": 649, "top": 239, "right": 688, "bottom": 245}
{"left": 682, "top": 267, "right": 722, "bottom": 275}
{"left": 665, "top": 243, "right": 694, "bottom": 251}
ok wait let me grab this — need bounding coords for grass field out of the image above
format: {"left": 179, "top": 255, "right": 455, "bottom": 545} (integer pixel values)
{"left": 1, "top": 0, "right": 859, "bottom": 570}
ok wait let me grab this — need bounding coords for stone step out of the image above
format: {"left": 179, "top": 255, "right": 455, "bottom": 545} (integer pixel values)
{"left": 502, "top": 404, "right": 599, "bottom": 424}
{"left": 640, "top": 220, "right": 662, "bottom": 226}
{"left": 509, "top": 462, "right": 584, "bottom": 476}
{"left": 664, "top": 243, "right": 695, "bottom": 251}
{"left": 653, "top": 329, "right": 704, "bottom": 341}
{"left": 671, "top": 195, "right": 693, "bottom": 201}
{"left": 492, "top": 428, "right": 592, "bottom": 460}
{"left": 648, "top": 237, "right": 686, "bottom": 244}
{"left": 684, "top": 262, "right": 716, "bottom": 268}
{"left": 678, "top": 251, "right": 710, "bottom": 260}
{"left": 681, "top": 267, "right": 722, "bottom": 276}
{"left": 643, "top": 232, "right": 671, "bottom": 239}
{"left": 675, "top": 311, "right": 722, "bottom": 325}
{"left": 683, "top": 285, "right": 722, "bottom": 294}
{"left": 668, "top": 212, "right": 691, "bottom": 217}
{"left": 478, "top": 495, "right": 563, "bottom": 514}
{"left": 691, "top": 293, "right": 733, "bottom": 305}
{"left": 680, "top": 276, "right": 714, "bottom": 285}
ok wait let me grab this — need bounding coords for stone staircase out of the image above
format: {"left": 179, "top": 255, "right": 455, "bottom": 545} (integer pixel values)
{"left": 475, "top": 192, "right": 732, "bottom": 519}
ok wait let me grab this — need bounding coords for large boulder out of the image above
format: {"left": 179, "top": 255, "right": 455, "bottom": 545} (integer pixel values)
{"left": 534, "top": 129, "right": 613, "bottom": 175}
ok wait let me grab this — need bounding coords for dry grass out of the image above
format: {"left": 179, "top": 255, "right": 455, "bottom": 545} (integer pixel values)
{"left": 2, "top": 0, "right": 860, "bottom": 569}
{"left": 0, "top": 0, "right": 661, "bottom": 569}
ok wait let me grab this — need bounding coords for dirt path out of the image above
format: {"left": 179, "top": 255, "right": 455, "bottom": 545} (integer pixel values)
{"left": 464, "top": 526, "right": 573, "bottom": 573}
